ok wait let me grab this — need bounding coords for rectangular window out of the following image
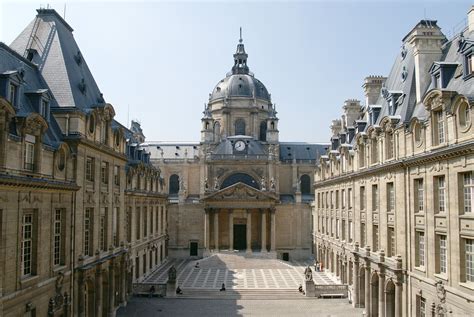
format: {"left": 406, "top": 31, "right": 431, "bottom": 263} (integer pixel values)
{"left": 24, "top": 134, "right": 35, "bottom": 171}
{"left": 464, "top": 172, "right": 473, "bottom": 213}
{"left": 41, "top": 99, "right": 49, "bottom": 119}
{"left": 360, "top": 186, "right": 366, "bottom": 210}
{"left": 437, "top": 176, "right": 446, "bottom": 213}
{"left": 373, "top": 225, "right": 379, "bottom": 251}
{"left": 341, "top": 189, "right": 345, "bottom": 209}
{"left": 100, "top": 122, "right": 107, "bottom": 144}
{"left": 436, "top": 111, "right": 445, "bottom": 144}
{"left": 466, "top": 239, "right": 474, "bottom": 282}
{"left": 86, "top": 157, "right": 95, "bottom": 182}
{"left": 335, "top": 190, "right": 339, "bottom": 209}
{"left": 136, "top": 207, "right": 141, "bottom": 240}
{"left": 419, "top": 296, "right": 426, "bottom": 317}
{"left": 335, "top": 219, "right": 339, "bottom": 239}
{"left": 387, "top": 182, "right": 395, "bottom": 212}
{"left": 101, "top": 161, "right": 109, "bottom": 184}
{"left": 349, "top": 220, "right": 353, "bottom": 243}
{"left": 9, "top": 83, "right": 17, "bottom": 106}
{"left": 113, "top": 207, "right": 119, "bottom": 247}
{"left": 143, "top": 207, "right": 148, "bottom": 238}
{"left": 53, "top": 209, "right": 63, "bottom": 266}
{"left": 84, "top": 208, "right": 93, "bottom": 256}
{"left": 417, "top": 231, "right": 425, "bottom": 267}
{"left": 126, "top": 207, "right": 132, "bottom": 243}
{"left": 388, "top": 227, "right": 395, "bottom": 257}
{"left": 342, "top": 220, "right": 346, "bottom": 240}
{"left": 317, "top": 193, "right": 321, "bottom": 208}
{"left": 114, "top": 165, "right": 120, "bottom": 186}
{"left": 439, "top": 235, "right": 447, "bottom": 274}
{"left": 372, "top": 185, "right": 378, "bottom": 211}
{"left": 150, "top": 208, "right": 154, "bottom": 234}
{"left": 21, "top": 213, "right": 34, "bottom": 276}
{"left": 99, "top": 207, "right": 107, "bottom": 251}
{"left": 415, "top": 179, "right": 424, "bottom": 212}
{"left": 361, "top": 223, "right": 366, "bottom": 247}
{"left": 135, "top": 256, "right": 139, "bottom": 280}
{"left": 330, "top": 191, "right": 334, "bottom": 209}
{"left": 348, "top": 188, "right": 353, "bottom": 209}
{"left": 468, "top": 54, "right": 473, "bottom": 75}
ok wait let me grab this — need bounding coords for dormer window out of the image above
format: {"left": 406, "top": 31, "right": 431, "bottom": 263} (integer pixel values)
{"left": 459, "top": 39, "right": 474, "bottom": 80}
{"left": 9, "top": 83, "right": 17, "bottom": 107}
{"left": 467, "top": 54, "right": 473, "bottom": 76}
{"left": 433, "top": 110, "right": 445, "bottom": 145}
{"left": 40, "top": 99, "right": 49, "bottom": 120}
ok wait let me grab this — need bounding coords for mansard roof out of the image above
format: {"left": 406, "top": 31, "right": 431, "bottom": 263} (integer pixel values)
{"left": 0, "top": 42, "right": 63, "bottom": 149}
{"left": 279, "top": 142, "right": 328, "bottom": 162}
{"left": 10, "top": 9, "right": 105, "bottom": 109}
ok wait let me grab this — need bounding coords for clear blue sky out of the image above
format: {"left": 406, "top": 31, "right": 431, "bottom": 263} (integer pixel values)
{"left": 1, "top": 1, "right": 471, "bottom": 142}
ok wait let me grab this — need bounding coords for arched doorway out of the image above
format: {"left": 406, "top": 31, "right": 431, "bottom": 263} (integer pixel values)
{"left": 221, "top": 173, "right": 259, "bottom": 190}
{"left": 371, "top": 273, "right": 379, "bottom": 316}
{"left": 85, "top": 279, "right": 95, "bottom": 317}
{"left": 385, "top": 279, "right": 396, "bottom": 317}
{"left": 359, "top": 267, "right": 365, "bottom": 307}
{"left": 169, "top": 174, "right": 179, "bottom": 194}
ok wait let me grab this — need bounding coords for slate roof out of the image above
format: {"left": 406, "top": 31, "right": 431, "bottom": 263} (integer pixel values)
{"left": 0, "top": 42, "right": 63, "bottom": 149}
{"left": 279, "top": 142, "right": 328, "bottom": 162}
{"left": 10, "top": 9, "right": 105, "bottom": 109}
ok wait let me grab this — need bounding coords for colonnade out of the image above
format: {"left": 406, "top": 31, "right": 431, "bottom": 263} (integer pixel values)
{"left": 316, "top": 244, "right": 403, "bottom": 317}
{"left": 204, "top": 208, "right": 276, "bottom": 253}
{"left": 77, "top": 257, "right": 129, "bottom": 317}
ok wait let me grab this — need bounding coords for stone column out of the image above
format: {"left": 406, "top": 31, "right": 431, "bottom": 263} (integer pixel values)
{"left": 108, "top": 263, "right": 116, "bottom": 317}
{"left": 214, "top": 210, "right": 219, "bottom": 251}
{"left": 365, "top": 266, "right": 371, "bottom": 316}
{"left": 379, "top": 272, "right": 385, "bottom": 317}
{"left": 95, "top": 268, "right": 103, "bottom": 317}
{"left": 270, "top": 208, "right": 276, "bottom": 252}
{"left": 246, "top": 210, "right": 252, "bottom": 253}
{"left": 353, "top": 260, "right": 359, "bottom": 308}
{"left": 395, "top": 281, "right": 402, "bottom": 317}
{"left": 204, "top": 209, "right": 210, "bottom": 251}
{"left": 228, "top": 210, "right": 234, "bottom": 251}
{"left": 261, "top": 209, "right": 267, "bottom": 252}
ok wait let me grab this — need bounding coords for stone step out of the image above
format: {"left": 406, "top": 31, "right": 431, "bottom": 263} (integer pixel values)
{"left": 169, "top": 288, "right": 311, "bottom": 299}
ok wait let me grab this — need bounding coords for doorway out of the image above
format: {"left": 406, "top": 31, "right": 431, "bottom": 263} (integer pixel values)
{"left": 233, "top": 224, "right": 246, "bottom": 250}
{"left": 190, "top": 241, "right": 198, "bottom": 256}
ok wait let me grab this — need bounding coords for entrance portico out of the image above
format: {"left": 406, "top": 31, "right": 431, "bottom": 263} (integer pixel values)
{"left": 202, "top": 182, "right": 278, "bottom": 254}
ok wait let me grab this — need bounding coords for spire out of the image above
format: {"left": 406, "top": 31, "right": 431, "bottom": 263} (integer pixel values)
{"left": 232, "top": 27, "right": 249, "bottom": 75}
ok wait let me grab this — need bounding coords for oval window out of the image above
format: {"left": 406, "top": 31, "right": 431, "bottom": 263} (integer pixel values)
{"left": 88, "top": 114, "right": 95, "bottom": 134}
{"left": 57, "top": 149, "right": 66, "bottom": 171}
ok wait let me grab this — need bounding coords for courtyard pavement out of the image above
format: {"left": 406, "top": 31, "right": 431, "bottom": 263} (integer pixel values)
{"left": 117, "top": 297, "right": 364, "bottom": 317}
{"left": 143, "top": 253, "right": 338, "bottom": 289}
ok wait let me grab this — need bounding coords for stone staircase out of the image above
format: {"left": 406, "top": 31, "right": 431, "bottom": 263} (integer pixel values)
{"left": 170, "top": 288, "right": 311, "bottom": 300}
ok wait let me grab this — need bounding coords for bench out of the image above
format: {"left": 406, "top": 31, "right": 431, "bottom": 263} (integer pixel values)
{"left": 319, "top": 293, "right": 345, "bottom": 299}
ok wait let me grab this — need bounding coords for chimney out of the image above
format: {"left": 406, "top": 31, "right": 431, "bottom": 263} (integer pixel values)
{"left": 330, "top": 119, "right": 342, "bottom": 137}
{"left": 343, "top": 99, "right": 362, "bottom": 128}
{"left": 469, "top": 6, "right": 474, "bottom": 33}
{"left": 404, "top": 20, "right": 445, "bottom": 103}
{"left": 362, "top": 76, "right": 386, "bottom": 106}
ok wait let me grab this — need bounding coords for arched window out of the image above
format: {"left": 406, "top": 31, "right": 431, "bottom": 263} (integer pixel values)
{"left": 235, "top": 119, "right": 246, "bottom": 135}
{"left": 300, "top": 174, "right": 311, "bottom": 194}
{"left": 221, "top": 173, "right": 258, "bottom": 189}
{"left": 259, "top": 121, "right": 267, "bottom": 141}
{"left": 213, "top": 121, "right": 221, "bottom": 142}
{"left": 169, "top": 174, "right": 180, "bottom": 194}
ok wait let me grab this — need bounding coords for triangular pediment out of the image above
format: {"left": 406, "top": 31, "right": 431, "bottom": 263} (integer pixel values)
{"left": 202, "top": 182, "right": 277, "bottom": 202}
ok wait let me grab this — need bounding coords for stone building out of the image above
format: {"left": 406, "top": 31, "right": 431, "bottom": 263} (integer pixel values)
{"left": 143, "top": 34, "right": 327, "bottom": 261}
{"left": 313, "top": 6, "right": 474, "bottom": 317}
{"left": 0, "top": 9, "right": 168, "bottom": 317}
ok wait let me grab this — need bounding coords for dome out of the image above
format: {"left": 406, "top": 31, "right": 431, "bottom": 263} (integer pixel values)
{"left": 209, "top": 74, "right": 271, "bottom": 103}
{"left": 208, "top": 32, "right": 271, "bottom": 103}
